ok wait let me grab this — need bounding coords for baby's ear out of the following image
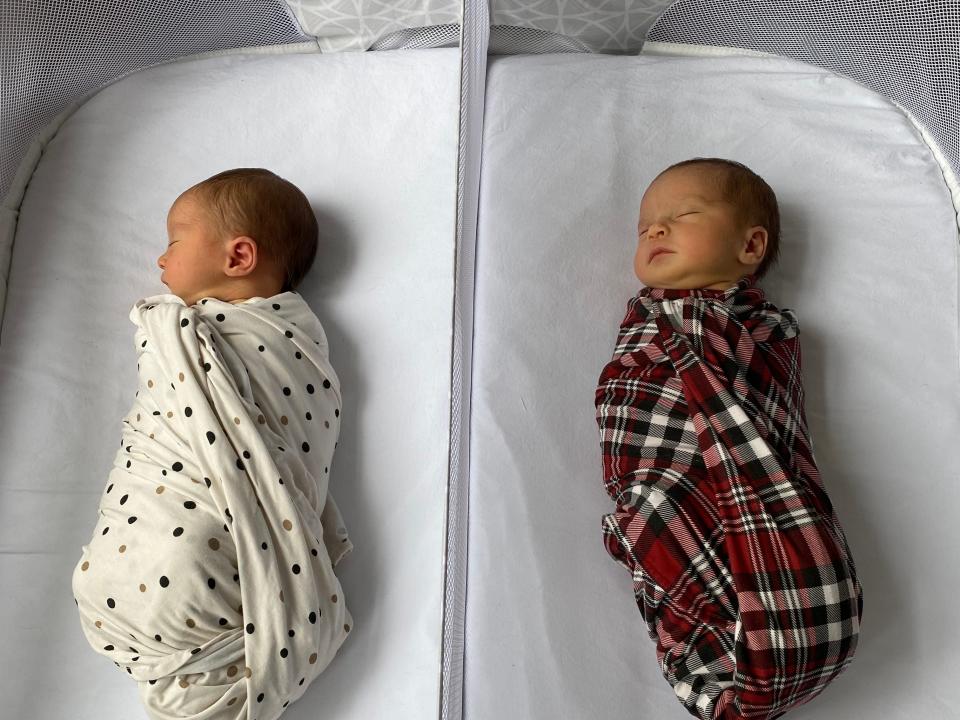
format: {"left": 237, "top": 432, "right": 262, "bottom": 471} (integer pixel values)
{"left": 747, "top": 226, "right": 768, "bottom": 256}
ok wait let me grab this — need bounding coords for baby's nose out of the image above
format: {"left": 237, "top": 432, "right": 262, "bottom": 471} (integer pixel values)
{"left": 648, "top": 223, "right": 666, "bottom": 238}
{"left": 157, "top": 254, "right": 165, "bottom": 269}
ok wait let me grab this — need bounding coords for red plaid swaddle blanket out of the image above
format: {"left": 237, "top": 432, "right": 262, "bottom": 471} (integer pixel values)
{"left": 594, "top": 274, "right": 862, "bottom": 720}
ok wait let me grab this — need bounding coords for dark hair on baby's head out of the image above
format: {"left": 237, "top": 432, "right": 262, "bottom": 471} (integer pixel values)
{"left": 659, "top": 157, "right": 781, "bottom": 281}
{"left": 184, "top": 168, "right": 318, "bottom": 293}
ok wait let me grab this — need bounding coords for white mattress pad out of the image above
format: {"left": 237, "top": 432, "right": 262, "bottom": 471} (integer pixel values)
{"left": 0, "top": 47, "right": 458, "bottom": 719}
{"left": 465, "top": 52, "right": 959, "bottom": 720}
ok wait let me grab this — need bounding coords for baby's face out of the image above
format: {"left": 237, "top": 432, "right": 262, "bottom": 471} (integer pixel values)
{"left": 634, "top": 167, "right": 764, "bottom": 290}
{"left": 157, "top": 194, "right": 228, "bottom": 306}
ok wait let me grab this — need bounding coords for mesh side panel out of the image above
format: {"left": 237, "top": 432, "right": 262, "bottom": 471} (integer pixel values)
{"left": 370, "top": 24, "right": 461, "bottom": 50}
{"left": 0, "top": 0, "right": 311, "bottom": 201}
{"left": 488, "top": 24, "right": 589, "bottom": 54}
{"left": 371, "top": 23, "right": 590, "bottom": 54}
{"left": 646, "top": 0, "right": 960, "bottom": 184}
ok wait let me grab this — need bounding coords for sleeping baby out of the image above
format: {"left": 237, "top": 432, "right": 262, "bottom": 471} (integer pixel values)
{"left": 71, "top": 168, "right": 352, "bottom": 719}
{"left": 594, "top": 158, "right": 864, "bottom": 720}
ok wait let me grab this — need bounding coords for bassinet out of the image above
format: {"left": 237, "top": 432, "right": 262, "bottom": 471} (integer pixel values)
{"left": 2, "top": 2, "right": 957, "bottom": 719}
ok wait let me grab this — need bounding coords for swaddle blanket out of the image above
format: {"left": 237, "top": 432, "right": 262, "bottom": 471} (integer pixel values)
{"left": 594, "top": 274, "right": 863, "bottom": 720}
{"left": 71, "top": 291, "right": 353, "bottom": 720}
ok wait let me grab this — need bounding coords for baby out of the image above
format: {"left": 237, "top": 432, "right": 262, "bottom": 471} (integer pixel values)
{"left": 72, "top": 168, "right": 352, "bottom": 719}
{"left": 595, "top": 158, "right": 863, "bottom": 720}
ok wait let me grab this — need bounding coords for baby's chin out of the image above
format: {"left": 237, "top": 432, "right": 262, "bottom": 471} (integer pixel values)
{"left": 161, "top": 280, "right": 224, "bottom": 306}
{"left": 634, "top": 264, "right": 679, "bottom": 289}
{"left": 170, "top": 289, "right": 210, "bottom": 307}
{"left": 634, "top": 265, "right": 733, "bottom": 291}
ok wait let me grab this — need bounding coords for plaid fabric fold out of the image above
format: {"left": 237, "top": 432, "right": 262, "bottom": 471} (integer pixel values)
{"left": 594, "top": 274, "right": 863, "bottom": 720}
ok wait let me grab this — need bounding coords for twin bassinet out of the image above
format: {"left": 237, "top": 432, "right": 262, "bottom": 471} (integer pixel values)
{"left": 2, "top": 3, "right": 959, "bottom": 719}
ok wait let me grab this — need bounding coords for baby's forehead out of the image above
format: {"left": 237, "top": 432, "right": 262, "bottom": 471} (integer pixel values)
{"left": 648, "top": 167, "right": 718, "bottom": 195}
{"left": 168, "top": 192, "right": 210, "bottom": 223}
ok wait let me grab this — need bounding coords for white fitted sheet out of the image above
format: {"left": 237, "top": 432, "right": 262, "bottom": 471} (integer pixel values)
{"left": 465, "top": 53, "right": 960, "bottom": 720}
{"left": 0, "top": 48, "right": 458, "bottom": 719}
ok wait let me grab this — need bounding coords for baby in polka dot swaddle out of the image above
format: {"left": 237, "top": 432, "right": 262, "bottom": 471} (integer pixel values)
{"left": 71, "top": 169, "right": 353, "bottom": 720}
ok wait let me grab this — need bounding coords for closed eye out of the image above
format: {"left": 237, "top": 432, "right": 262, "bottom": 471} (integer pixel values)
{"left": 639, "top": 211, "right": 696, "bottom": 234}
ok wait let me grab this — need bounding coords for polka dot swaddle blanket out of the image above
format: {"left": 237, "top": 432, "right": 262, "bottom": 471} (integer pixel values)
{"left": 71, "top": 291, "right": 353, "bottom": 720}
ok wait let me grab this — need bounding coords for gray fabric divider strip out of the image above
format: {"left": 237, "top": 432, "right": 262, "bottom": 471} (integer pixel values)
{"left": 440, "top": 1, "right": 489, "bottom": 719}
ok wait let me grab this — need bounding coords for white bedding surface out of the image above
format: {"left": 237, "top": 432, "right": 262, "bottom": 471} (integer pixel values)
{"left": 0, "top": 48, "right": 458, "bottom": 719}
{"left": 465, "top": 53, "right": 960, "bottom": 720}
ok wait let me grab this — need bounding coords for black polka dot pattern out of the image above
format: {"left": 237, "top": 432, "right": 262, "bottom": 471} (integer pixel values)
{"left": 71, "top": 292, "right": 353, "bottom": 717}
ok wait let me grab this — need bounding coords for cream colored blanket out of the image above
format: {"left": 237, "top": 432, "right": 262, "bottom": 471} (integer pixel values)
{"left": 72, "top": 291, "right": 352, "bottom": 720}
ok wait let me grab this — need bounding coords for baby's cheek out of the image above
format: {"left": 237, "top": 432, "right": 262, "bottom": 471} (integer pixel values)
{"left": 633, "top": 247, "right": 645, "bottom": 279}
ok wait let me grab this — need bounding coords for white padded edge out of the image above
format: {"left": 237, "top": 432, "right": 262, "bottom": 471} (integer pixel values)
{"left": 0, "top": 40, "right": 321, "bottom": 346}
{"left": 642, "top": 39, "right": 960, "bottom": 375}
{"left": 643, "top": 41, "right": 960, "bottom": 225}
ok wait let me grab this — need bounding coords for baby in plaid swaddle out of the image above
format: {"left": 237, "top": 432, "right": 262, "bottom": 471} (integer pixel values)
{"left": 72, "top": 169, "right": 352, "bottom": 720}
{"left": 594, "top": 158, "right": 863, "bottom": 720}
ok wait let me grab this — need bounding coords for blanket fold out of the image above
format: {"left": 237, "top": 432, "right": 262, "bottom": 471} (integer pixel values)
{"left": 72, "top": 291, "right": 353, "bottom": 720}
{"left": 595, "top": 274, "right": 862, "bottom": 720}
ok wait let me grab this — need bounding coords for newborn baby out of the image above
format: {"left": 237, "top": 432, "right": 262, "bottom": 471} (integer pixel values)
{"left": 594, "top": 158, "right": 863, "bottom": 720}
{"left": 71, "top": 168, "right": 352, "bottom": 719}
